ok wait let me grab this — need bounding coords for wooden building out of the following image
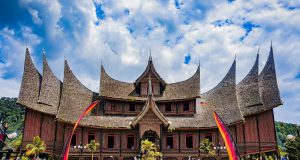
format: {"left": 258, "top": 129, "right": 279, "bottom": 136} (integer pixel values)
{"left": 17, "top": 45, "right": 282, "bottom": 160}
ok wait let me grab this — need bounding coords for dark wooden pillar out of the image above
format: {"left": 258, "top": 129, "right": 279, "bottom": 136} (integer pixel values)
{"left": 81, "top": 127, "right": 84, "bottom": 158}
{"left": 179, "top": 130, "right": 181, "bottom": 153}
{"left": 160, "top": 125, "right": 163, "bottom": 152}
{"left": 217, "top": 129, "right": 220, "bottom": 157}
{"left": 243, "top": 122, "right": 246, "bottom": 157}
{"left": 39, "top": 113, "right": 44, "bottom": 137}
{"left": 119, "top": 130, "right": 122, "bottom": 156}
{"left": 198, "top": 130, "right": 201, "bottom": 157}
{"left": 99, "top": 129, "right": 102, "bottom": 158}
{"left": 20, "top": 108, "right": 27, "bottom": 156}
{"left": 234, "top": 125, "right": 238, "bottom": 144}
{"left": 256, "top": 115, "right": 261, "bottom": 159}
{"left": 52, "top": 121, "right": 58, "bottom": 158}
{"left": 271, "top": 109, "right": 280, "bottom": 158}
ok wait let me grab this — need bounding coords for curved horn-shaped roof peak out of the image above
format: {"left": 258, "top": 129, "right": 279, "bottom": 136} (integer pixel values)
{"left": 130, "top": 96, "right": 170, "bottom": 127}
{"left": 134, "top": 57, "right": 166, "bottom": 87}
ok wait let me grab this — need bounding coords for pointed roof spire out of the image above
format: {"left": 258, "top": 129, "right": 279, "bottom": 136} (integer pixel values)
{"left": 42, "top": 48, "right": 46, "bottom": 56}
{"left": 270, "top": 40, "right": 273, "bottom": 54}
{"left": 149, "top": 48, "right": 152, "bottom": 61}
{"left": 148, "top": 74, "right": 152, "bottom": 96}
{"left": 26, "top": 45, "right": 29, "bottom": 54}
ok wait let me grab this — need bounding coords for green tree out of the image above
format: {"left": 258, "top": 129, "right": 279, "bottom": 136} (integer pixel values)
{"left": 0, "top": 97, "right": 25, "bottom": 148}
{"left": 285, "top": 136, "right": 300, "bottom": 160}
{"left": 25, "top": 136, "right": 46, "bottom": 159}
{"left": 199, "top": 138, "right": 216, "bottom": 157}
{"left": 86, "top": 140, "right": 99, "bottom": 160}
{"left": 141, "top": 139, "right": 162, "bottom": 160}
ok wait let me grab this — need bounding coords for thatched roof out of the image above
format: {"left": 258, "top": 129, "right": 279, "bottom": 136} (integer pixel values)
{"left": 166, "top": 60, "right": 244, "bottom": 128}
{"left": 17, "top": 45, "right": 282, "bottom": 129}
{"left": 36, "top": 53, "right": 62, "bottom": 115}
{"left": 134, "top": 56, "right": 166, "bottom": 87}
{"left": 237, "top": 54, "right": 263, "bottom": 116}
{"left": 258, "top": 45, "right": 282, "bottom": 111}
{"left": 56, "top": 60, "right": 96, "bottom": 122}
{"left": 130, "top": 96, "right": 170, "bottom": 127}
{"left": 17, "top": 49, "right": 43, "bottom": 113}
{"left": 99, "top": 63, "right": 200, "bottom": 101}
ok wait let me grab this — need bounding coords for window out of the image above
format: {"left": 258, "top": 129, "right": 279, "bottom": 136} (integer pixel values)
{"left": 165, "top": 104, "right": 171, "bottom": 112}
{"left": 111, "top": 104, "right": 118, "bottom": 111}
{"left": 88, "top": 133, "right": 95, "bottom": 143}
{"left": 71, "top": 133, "right": 77, "bottom": 146}
{"left": 127, "top": 135, "right": 135, "bottom": 149}
{"left": 166, "top": 136, "right": 173, "bottom": 149}
{"left": 107, "top": 135, "right": 115, "bottom": 148}
{"left": 129, "top": 104, "right": 136, "bottom": 111}
{"left": 183, "top": 103, "right": 190, "bottom": 111}
{"left": 186, "top": 134, "right": 193, "bottom": 148}
{"left": 205, "top": 134, "right": 213, "bottom": 142}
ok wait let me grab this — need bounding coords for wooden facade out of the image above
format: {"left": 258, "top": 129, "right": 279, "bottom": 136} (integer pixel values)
{"left": 18, "top": 46, "right": 282, "bottom": 159}
{"left": 21, "top": 108, "right": 278, "bottom": 159}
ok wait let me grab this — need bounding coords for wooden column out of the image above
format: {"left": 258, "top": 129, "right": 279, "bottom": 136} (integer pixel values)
{"left": 160, "top": 125, "right": 163, "bottom": 152}
{"left": 62, "top": 124, "right": 66, "bottom": 151}
{"left": 39, "top": 113, "right": 44, "bottom": 137}
{"left": 271, "top": 109, "right": 280, "bottom": 158}
{"left": 217, "top": 129, "right": 220, "bottom": 157}
{"left": 179, "top": 130, "right": 181, "bottom": 153}
{"left": 119, "top": 130, "right": 122, "bottom": 156}
{"left": 20, "top": 108, "right": 27, "bottom": 156}
{"left": 256, "top": 115, "right": 261, "bottom": 159}
{"left": 235, "top": 125, "right": 238, "bottom": 144}
{"left": 198, "top": 130, "right": 201, "bottom": 157}
{"left": 99, "top": 129, "right": 102, "bottom": 158}
{"left": 81, "top": 127, "right": 84, "bottom": 158}
{"left": 52, "top": 121, "right": 58, "bottom": 158}
{"left": 243, "top": 122, "right": 246, "bottom": 157}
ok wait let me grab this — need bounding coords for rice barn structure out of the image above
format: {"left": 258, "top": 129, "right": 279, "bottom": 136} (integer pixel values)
{"left": 17, "top": 44, "right": 282, "bottom": 160}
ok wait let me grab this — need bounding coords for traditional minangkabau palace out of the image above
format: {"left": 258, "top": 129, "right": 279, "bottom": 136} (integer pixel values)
{"left": 17, "top": 44, "right": 282, "bottom": 160}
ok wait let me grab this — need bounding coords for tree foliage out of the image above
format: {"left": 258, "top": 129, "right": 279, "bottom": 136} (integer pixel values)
{"left": 276, "top": 121, "right": 299, "bottom": 148}
{"left": 141, "top": 139, "right": 162, "bottom": 160}
{"left": 25, "top": 136, "right": 46, "bottom": 158}
{"left": 199, "top": 138, "right": 216, "bottom": 157}
{"left": 86, "top": 140, "right": 99, "bottom": 160}
{"left": 285, "top": 136, "right": 300, "bottom": 160}
{"left": 0, "top": 97, "right": 25, "bottom": 148}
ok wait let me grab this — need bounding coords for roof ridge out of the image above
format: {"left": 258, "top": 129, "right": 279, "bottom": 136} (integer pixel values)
{"left": 130, "top": 97, "right": 170, "bottom": 127}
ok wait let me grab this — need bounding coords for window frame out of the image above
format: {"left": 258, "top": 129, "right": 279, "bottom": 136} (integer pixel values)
{"left": 183, "top": 102, "right": 190, "bottom": 111}
{"left": 166, "top": 135, "right": 174, "bottom": 149}
{"left": 129, "top": 104, "right": 136, "bottom": 112}
{"left": 71, "top": 132, "right": 77, "bottom": 147}
{"left": 185, "top": 134, "right": 193, "bottom": 148}
{"left": 126, "top": 134, "right": 135, "bottom": 149}
{"left": 107, "top": 134, "right": 115, "bottom": 149}
{"left": 165, "top": 104, "right": 172, "bottom": 112}
{"left": 88, "top": 133, "right": 96, "bottom": 143}
{"left": 111, "top": 103, "right": 118, "bottom": 111}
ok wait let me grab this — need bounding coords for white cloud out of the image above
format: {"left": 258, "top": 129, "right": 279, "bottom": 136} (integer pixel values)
{"left": 28, "top": 8, "right": 43, "bottom": 25}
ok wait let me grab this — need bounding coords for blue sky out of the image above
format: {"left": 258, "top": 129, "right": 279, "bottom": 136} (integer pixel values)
{"left": 0, "top": 0, "right": 300, "bottom": 124}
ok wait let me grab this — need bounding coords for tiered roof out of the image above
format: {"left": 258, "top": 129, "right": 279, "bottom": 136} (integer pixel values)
{"left": 18, "top": 45, "right": 282, "bottom": 129}
{"left": 100, "top": 58, "right": 200, "bottom": 101}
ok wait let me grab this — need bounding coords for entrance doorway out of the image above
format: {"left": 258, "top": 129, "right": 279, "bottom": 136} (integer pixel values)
{"left": 142, "top": 130, "right": 159, "bottom": 144}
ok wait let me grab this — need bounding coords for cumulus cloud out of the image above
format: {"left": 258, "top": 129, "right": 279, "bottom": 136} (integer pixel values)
{"left": 1, "top": 0, "right": 300, "bottom": 123}
{"left": 28, "top": 8, "right": 42, "bottom": 25}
